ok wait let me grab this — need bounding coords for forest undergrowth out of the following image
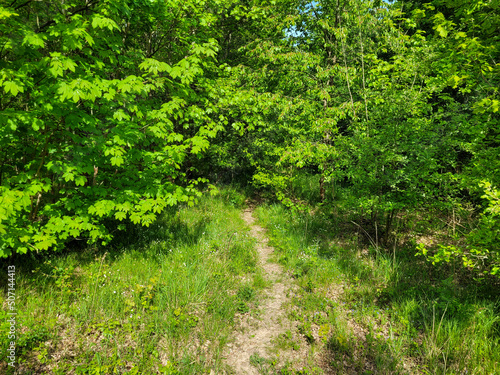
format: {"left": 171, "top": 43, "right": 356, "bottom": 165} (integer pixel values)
{"left": 254, "top": 189, "right": 500, "bottom": 374}
{"left": 1, "top": 187, "right": 499, "bottom": 374}
{"left": 0, "top": 189, "right": 265, "bottom": 374}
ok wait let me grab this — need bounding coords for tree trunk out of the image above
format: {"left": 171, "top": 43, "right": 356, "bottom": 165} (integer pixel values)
{"left": 319, "top": 175, "right": 325, "bottom": 202}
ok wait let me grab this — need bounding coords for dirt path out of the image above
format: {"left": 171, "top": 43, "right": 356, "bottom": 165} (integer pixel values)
{"left": 224, "top": 207, "right": 305, "bottom": 374}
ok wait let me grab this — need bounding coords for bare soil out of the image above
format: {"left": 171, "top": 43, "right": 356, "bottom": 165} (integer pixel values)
{"left": 224, "top": 207, "right": 308, "bottom": 374}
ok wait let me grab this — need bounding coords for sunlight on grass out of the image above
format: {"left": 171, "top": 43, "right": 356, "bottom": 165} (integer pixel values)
{"left": 255, "top": 203, "right": 500, "bottom": 374}
{"left": 0, "top": 190, "right": 261, "bottom": 374}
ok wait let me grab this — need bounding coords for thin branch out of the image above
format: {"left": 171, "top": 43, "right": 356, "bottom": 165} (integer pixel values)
{"left": 36, "top": 1, "right": 100, "bottom": 32}
{"left": 14, "top": 0, "right": 32, "bottom": 10}
{"left": 340, "top": 29, "right": 355, "bottom": 118}
{"left": 351, "top": 220, "right": 378, "bottom": 250}
{"left": 357, "top": 6, "right": 369, "bottom": 125}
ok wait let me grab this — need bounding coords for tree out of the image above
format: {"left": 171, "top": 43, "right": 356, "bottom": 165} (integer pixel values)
{"left": 0, "top": 0, "right": 224, "bottom": 256}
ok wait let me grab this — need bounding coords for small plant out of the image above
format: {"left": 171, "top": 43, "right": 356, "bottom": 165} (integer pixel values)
{"left": 236, "top": 299, "right": 250, "bottom": 313}
{"left": 237, "top": 285, "right": 255, "bottom": 301}
{"left": 168, "top": 307, "right": 199, "bottom": 335}
{"left": 137, "top": 276, "right": 161, "bottom": 312}
{"left": 16, "top": 325, "right": 52, "bottom": 355}
{"left": 35, "top": 344, "right": 49, "bottom": 365}
{"left": 250, "top": 352, "right": 270, "bottom": 374}
{"left": 87, "top": 320, "right": 122, "bottom": 336}
{"left": 297, "top": 319, "right": 314, "bottom": 344}
{"left": 234, "top": 285, "right": 256, "bottom": 313}
{"left": 274, "top": 330, "right": 300, "bottom": 350}
{"left": 158, "top": 360, "right": 180, "bottom": 374}
{"left": 220, "top": 187, "right": 246, "bottom": 208}
{"left": 318, "top": 324, "right": 331, "bottom": 343}
{"left": 250, "top": 352, "right": 267, "bottom": 365}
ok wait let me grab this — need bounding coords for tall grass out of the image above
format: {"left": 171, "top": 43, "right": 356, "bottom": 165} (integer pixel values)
{"left": 0, "top": 189, "right": 261, "bottom": 374}
{"left": 255, "top": 203, "right": 500, "bottom": 374}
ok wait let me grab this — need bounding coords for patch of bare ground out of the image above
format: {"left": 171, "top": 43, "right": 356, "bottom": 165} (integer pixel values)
{"left": 224, "top": 207, "right": 311, "bottom": 374}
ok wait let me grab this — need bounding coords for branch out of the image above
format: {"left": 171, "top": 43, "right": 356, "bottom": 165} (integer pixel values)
{"left": 36, "top": 1, "right": 100, "bottom": 32}
{"left": 340, "top": 30, "right": 355, "bottom": 118}
{"left": 351, "top": 220, "right": 378, "bottom": 250}
{"left": 357, "top": 6, "right": 369, "bottom": 125}
{"left": 15, "top": 0, "right": 32, "bottom": 10}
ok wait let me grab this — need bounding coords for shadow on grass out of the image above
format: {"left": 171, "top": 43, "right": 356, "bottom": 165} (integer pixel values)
{"left": 330, "top": 233, "right": 500, "bottom": 373}
{"left": 0, "top": 204, "right": 210, "bottom": 293}
{"left": 259, "top": 203, "right": 500, "bottom": 373}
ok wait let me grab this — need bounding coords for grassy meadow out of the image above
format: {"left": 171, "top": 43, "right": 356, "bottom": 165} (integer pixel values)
{"left": 1, "top": 183, "right": 499, "bottom": 374}
{"left": 1, "top": 189, "right": 263, "bottom": 374}
{"left": 254, "top": 199, "right": 500, "bottom": 374}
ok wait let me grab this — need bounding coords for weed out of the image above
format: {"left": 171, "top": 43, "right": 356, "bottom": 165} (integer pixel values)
{"left": 237, "top": 285, "right": 256, "bottom": 301}
{"left": 297, "top": 319, "right": 314, "bottom": 344}
{"left": 236, "top": 300, "right": 250, "bottom": 313}
{"left": 274, "top": 330, "right": 300, "bottom": 351}
{"left": 250, "top": 352, "right": 268, "bottom": 367}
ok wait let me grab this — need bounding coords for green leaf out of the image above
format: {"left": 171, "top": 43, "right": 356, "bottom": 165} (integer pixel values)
{"left": 435, "top": 24, "right": 448, "bottom": 38}
{"left": 91, "top": 14, "right": 119, "bottom": 31}
{"left": 3, "top": 81, "right": 23, "bottom": 96}
{"left": 57, "top": 82, "right": 73, "bottom": 101}
{"left": 62, "top": 172, "right": 75, "bottom": 182}
{"left": 75, "top": 176, "right": 87, "bottom": 186}
{"left": 0, "top": 8, "right": 19, "bottom": 19}
{"left": 110, "top": 156, "right": 124, "bottom": 166}
{"left": 22, "top": 32, "right": 45, "bottom": 48}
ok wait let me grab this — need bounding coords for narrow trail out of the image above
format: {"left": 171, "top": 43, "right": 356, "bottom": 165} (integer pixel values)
{"left": 224, "top": 206, "right": 304, "bottom": 374}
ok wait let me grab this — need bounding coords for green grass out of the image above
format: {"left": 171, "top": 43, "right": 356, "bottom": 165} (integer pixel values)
{"left": 0, "top": 189, "right": 261, "bottom": 374}
{"left": 255, "top": 203, "right": 500, "bottom": 375}
{"left": 3, "top": 187, "right": 499, "bottom": 374}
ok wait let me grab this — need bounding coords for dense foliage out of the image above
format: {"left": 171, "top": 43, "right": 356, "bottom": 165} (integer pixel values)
{"left": 204, "top": 0, "right": 500, "bottom": 276}
{"left": 0, "top": 0, "right": 225, "bottom": 255}
{"left": 1, "top": 0, "right": 499, "bottom": 274}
